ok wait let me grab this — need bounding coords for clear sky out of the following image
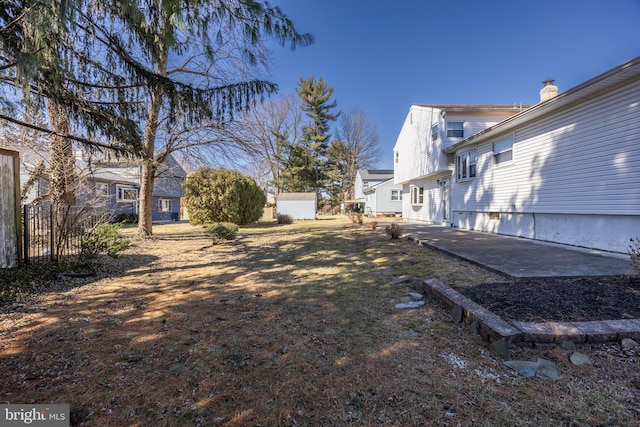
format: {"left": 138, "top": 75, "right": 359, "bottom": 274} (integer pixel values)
{"left": 264, "top": 0, "right": 640, "bottom": 169}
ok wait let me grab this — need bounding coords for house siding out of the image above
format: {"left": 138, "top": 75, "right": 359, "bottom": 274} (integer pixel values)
{"left": 364, "top": 179, "right": 403, "bottom": 216}
{"left": 451, "top": 71, "right": 640, "bottom": 252}
{"left": 393, "top": 106, "right": 443, "bottom": 184}
{"left": 394, "top": 105, "right": 520, "bottom": 223}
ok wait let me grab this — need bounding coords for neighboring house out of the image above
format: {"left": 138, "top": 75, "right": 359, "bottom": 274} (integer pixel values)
{"left": 354, "top": 169, "right": 402, "bottom": 216}
{"left": 277, "top": 192, "right": 316, "bottom": 220}
{"left": 442, "top": 57, "right": 640, "bottom": 253}
{"left": 354, "top": 169, "right": 402, "bottom": 215}
{"left": 83, "top": 152, "right": 186, "bottom": 221}
{"left": 12, "top": 147, "right": 186, "bottom": 222}
{"left": 393, "top": 104, "right": 525, "bottom": 223}
{"left": 354, "top": 169, "right": 394, "bottom": 199}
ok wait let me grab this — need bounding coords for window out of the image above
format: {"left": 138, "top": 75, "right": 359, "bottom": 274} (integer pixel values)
{"left": 116, "top": 185, "right": 138, "bottom": 202}
{"left": 158, "top": 199, "right": 173, "bottom": 212}
{"left": 391, "top": 190, "right": 402, "bottom": 201}
{"left": 410, "top": 186, "right": 424, "bottom": 205}
{"left": 446, "top": 121, "right": 464, "bottom": 138}
{"left": 363, "top": 180, "right": 370, "bottom": 188}
{"left": 95, "top": 182, "right": 108, "bottom": 196}
{"left": 395, "top": 151, "right": 399, "bottom": 164}
{"left": 493, "top": 136, "right": 514, "bottom": 164}
{"left": 431, "top": 124, "right": 438, "bottom": 141}
{"left": 456, "top": 150, "right": 477, "bottom": 181}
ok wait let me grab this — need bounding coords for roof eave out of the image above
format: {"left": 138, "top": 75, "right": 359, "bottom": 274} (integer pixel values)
{"left": 443, "top": 56, "right": 640, "bottom": 154}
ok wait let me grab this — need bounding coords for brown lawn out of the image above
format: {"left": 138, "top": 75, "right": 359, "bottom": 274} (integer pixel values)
{"left": 0, "top": 218, "right": 638, "bottom": 426}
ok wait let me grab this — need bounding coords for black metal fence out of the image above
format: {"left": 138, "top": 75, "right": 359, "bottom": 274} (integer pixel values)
{"left": 23, "top": 204, "right": 109, "bottom": 263}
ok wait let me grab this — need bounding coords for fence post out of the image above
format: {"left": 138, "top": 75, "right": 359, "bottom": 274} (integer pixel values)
{"left": 50, "top": 204, "right": 55, "bottom": 263}
{"left": 23, "top": 204, "right": 29, "bottom": 264}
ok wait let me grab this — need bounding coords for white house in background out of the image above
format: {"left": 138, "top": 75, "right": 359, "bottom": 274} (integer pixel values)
{"left": 393, "top": 104, "right": 525, "bottom": 223}
{"left": 395, "top": 54, "right": 640, "bottom": 253}
{"left": 277, "top": 192, "right": 316, "bottom": 220}
{"left": 443, "top": 56, "right": 640, "bottom": 253}
{"left": 354, "top": 169, "right": 402, "bottom": 216}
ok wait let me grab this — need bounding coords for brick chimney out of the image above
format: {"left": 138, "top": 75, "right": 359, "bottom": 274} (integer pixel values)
{"left": 539, "top": 79, "right": 558, "bottom": 102}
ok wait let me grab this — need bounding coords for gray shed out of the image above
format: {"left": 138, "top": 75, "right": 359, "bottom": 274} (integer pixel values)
{"left": 277, "top": 192, "right": 316, "bottom": 220}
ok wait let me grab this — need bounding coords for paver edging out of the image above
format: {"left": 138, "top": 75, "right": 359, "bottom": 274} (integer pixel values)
{"left": 419, "top": 278, "right": 640, "bottom": 346}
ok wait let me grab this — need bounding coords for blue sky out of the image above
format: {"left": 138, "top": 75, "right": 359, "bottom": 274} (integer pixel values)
{"left": 265, "top": 0, "right": 640, "bottom": 169}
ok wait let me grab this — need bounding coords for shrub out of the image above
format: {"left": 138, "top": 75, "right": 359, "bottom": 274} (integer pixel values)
{"left": 370, "top": 221, "right": 379, "bottom": 230}
{"left": 384, "top": 223, "right": 403, "bottom": 239}
{"left": 205, "top": 222, "right": 239, "bottom": 244}
{"left": 321, "top": 204, "right": 333, "bottom": 215}
{"left": 332, "top": 205, "right": 341, "bottom": 215}
{"left": 183, "top": 168, "right": 266, "bottom": 225}
{"left": 348, "top": 212, "right": 363, "bottom": 225}
{"left": 277, "top": 214, "right": 294, "bottom": 225}
{"left": 629, "top": 237, "right": 640, "bottom": 275}
{"left": 79, "top": 223, "right": 130, "bottom": 265}
{"left": 112, "top": 213, "right": 138, "bottom": 224}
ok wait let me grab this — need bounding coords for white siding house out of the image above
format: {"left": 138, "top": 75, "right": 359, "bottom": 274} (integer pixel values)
{"left": 393, "top": 104, "right": 524, "bottom": 224}
{"left": 362, "top": 178, "right": 403, "bottom": 216}
{"left": 444, "top": 56, "right": 640, "bottom": 253}
{"left": 354, "top": 169, "right": 402, "bottom": 216}
{"left": 277, "top": 192, "right": 316, "bottom": 220}
{"left": 354, "top": 169, "right": 394, "bottom": 199}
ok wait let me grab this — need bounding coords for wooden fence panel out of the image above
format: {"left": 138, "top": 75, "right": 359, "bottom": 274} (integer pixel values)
{"left": 0, "top": 148, "right": 21, "bottom": 268}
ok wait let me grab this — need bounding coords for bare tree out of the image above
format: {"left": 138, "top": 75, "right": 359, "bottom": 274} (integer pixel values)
{"left": 236, "top": 93, "right": 305, "bottom": 196}
{"left": 327, "top": 107, "right": 382, "bottom": 201}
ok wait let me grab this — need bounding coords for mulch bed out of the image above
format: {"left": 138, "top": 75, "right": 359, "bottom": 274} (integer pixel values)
{"left": 451, "top": 275, "right": 640, "bottom": 323}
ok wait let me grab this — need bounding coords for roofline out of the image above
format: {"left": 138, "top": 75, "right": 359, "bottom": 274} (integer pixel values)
{"left": 411, "top": 104, "right": 529, "bottom": 114}
{"left": 444, "top": 56, "right": 640, "bottom": 154}
{"left": 362, "top": 177, "right": 395, "bottom": 193}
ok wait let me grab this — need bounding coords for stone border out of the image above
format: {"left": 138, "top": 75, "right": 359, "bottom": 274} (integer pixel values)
{"left": 419, "top": 278, "right": 640, "bottom": 347}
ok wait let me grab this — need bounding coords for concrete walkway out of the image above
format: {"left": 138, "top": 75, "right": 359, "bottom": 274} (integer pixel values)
{"left": 398, "top": 222, "right": 639, "bottom": 350}
{"left": 400, "top": 222, "right": 634, "bottom": 279}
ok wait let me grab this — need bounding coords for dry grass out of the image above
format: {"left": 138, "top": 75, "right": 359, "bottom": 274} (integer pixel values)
{"left": 1, "top": 217, "right": 638, "bottom": 426}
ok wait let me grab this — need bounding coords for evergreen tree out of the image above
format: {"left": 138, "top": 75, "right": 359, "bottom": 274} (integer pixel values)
{"left": 295, "top": 77, "right": 339, "bottom": 198}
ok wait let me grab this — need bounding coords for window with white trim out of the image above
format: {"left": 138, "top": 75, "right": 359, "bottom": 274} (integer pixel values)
{"left": 391, "top": 190, "right": 402, "bottom": 201}
{"left": 493, "top": 136, "right": 514, "bottom": 164}
{"left": 158, "top": 198, "right": 172, "bottom": 212}
{"left": 410, "top": 186, "right": 424, "bottom": 205}
{"left": 456, "top": 150, "right": 477, "bottom": 181}
{"left": 446, "top": 121, "right": 464, "bottom": 138}
{"left": 395, "top": 151, "right": 399, "bottom": 164}
{"left": 116, "top": 185, "right": 138, "bottom": 202}
{"left": 431, "top": 124, "right": 438, "bottom": 141}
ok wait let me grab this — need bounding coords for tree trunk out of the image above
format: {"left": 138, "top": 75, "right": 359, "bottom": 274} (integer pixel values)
{"left": 47, "top": 99, "right": 76, "bottom": 206}
{"left": 137, "top": 45, "right": 168, "bottom": 236}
